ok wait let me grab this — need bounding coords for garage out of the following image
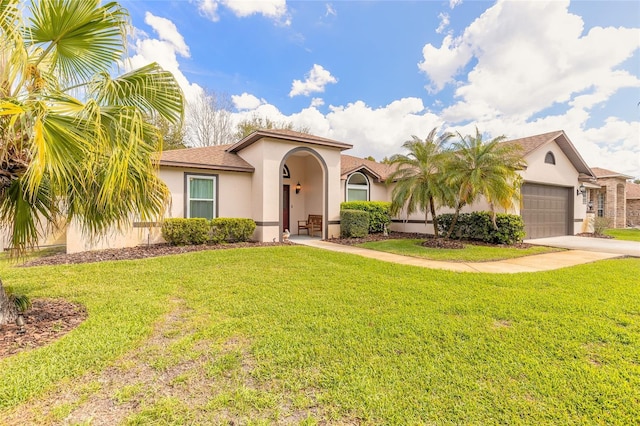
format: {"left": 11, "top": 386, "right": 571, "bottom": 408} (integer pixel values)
{"left": 521, "top": 183, "right": 572, "bottom": 239}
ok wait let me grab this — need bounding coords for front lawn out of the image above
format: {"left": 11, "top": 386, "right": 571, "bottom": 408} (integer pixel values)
{"left": 0, "top": 247, "right": 639, "bottom": 424}
{"left": 604, "top": 228, "right": 640, "bottom": 242}
{"left": 358, "top": 238, "right": 561, "bottom": 262}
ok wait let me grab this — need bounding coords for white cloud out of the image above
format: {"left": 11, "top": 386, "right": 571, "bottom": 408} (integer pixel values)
{"left": 310, "top": 98, "right": 325, "bottom": 107}
{"left": 450, "top": 0, "right": 462, "bottom": 9}
{"left": 196, "top": 0, "right": 220, "bottom": 21}
{"left": 436, "top": 12, "right": 449, "bottom": 34}
{"left": 289, "top": 64, "right": 338, "bottom": 97}
{"left": 127, "top": 15, "right": 201, "bottom": 104}
{"left": 232, "top": 92, "right": 264, "bottom": 110}
{"left": 195, "top": 0, "right": 289, "bottom": 24}
{"left": 143, "top": 13, "right": 190, "bottom": 57}
{"left": 325, "top": 3, "right": 337, "bottom": 17}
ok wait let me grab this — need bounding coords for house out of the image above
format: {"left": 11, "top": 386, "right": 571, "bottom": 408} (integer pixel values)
{"left": 7, "top": 128, "right": 633, "bottom": 253}
{"left": 588, "top": 167, "right": 639, "bottom": 228}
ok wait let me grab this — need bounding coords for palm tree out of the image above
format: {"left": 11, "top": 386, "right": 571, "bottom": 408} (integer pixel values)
{"left": 444, "top": 128, "right": 524, "bottom": 239}
{"left": 0, "top": 0, "right": 184, "bottom": 324}
{"left": 386, "top": 128, "right": 453, "bottom": 237}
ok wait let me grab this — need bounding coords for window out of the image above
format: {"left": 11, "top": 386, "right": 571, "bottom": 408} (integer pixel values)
{"left": 582, "top": 189, "right": 587, "bottom": 205}
{"left": 544, "top": 151, "right": 556, "bottom": 165}
{"left": 187, "top": 175, "right": 217, "bottom": 219}
{"left": 346, "top": 172, "right": 369, "bottom": 201}
{"left": 283, "top": 164, "right": 290, "bottom": 179}
{"left": 597, "top": 192, "right": 605, "bottom": 217}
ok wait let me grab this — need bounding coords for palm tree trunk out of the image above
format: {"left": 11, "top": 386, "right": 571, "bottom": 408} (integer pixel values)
{"left": 429, "top": 197, "right": 439, "bottom": 238}
{"left": 0, "top": 279, "right": 17, "bottom": 325}
{"left": 445, "top": 203, "right": 463, "bottom": 239}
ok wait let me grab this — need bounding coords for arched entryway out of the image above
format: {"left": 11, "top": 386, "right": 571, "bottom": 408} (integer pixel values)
{"left": 279, "top": 147, "right": 328, "bottom": 241}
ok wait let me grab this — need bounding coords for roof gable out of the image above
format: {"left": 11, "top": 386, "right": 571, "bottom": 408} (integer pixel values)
{"left": 228, "top": 129, "right": 352, "bottom": 153}
{"left": 341, "top": 154, "right": 394, "bottom": 181}
{"left": 503, "top": 130, "right": 594, "bottom": 178}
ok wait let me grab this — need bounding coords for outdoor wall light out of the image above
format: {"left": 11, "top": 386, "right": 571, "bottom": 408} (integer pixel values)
{"left": 588, "top": 201, "right": 594, "bottom": 211}
{"left": 576, "top": 184, "right": 586, "bottom": 196}
{"left": 295, "top": 182, "right": 301, "bottom": 194}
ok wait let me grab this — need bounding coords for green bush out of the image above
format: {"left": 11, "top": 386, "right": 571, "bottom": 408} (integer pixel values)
{"left": 437, "top": 212, "right": 525, "bottom": 244}
{"left": 162, "top": 218, "right": 210, "bottom": 245}
{"left": 340, "top": 201, "right": 391, "bottom": 233}
{"left": 341, "top": 209, "right": 370, "bottom": 238}
{"left": 211, "top": 218, "right": 256, "bottom": 243}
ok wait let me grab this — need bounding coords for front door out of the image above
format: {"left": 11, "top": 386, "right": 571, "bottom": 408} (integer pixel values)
{"left": 283, "top": 185, "right": 290, "bottom": 232}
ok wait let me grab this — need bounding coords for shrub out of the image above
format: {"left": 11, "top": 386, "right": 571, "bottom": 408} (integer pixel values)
{"left": 340, "top": 201, "right": 391, "bottom": 233}
{"left": 592, "top": 216, "right": 611, "bottom": 236}
{"left": 211, "top": 218, "right": 256, "bottom": 243}
{"left": 162, "top": 218, "right": 210, "bottom": 245}
{"left": 437, "top": 211, "right": 525, "bottom": 244}
{"left": 341, "top": 209, "right": 370, "bottom": 238}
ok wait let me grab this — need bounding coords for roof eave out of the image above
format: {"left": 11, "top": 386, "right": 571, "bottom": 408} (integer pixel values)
{"left": 228, "top": 130, "right": 353, "bottom": 153}
{"left": 159, "top": 160, "right": 254, "bottom": 173}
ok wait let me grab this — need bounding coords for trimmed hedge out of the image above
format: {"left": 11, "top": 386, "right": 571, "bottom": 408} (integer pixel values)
{"left": 340, "top": 201, "right": 391, "bottom": 233}
{"left": 437, "top": 212, "right": 525, "bottom": 245}
{"left": 162, "top": 218, "right": 209, "bottom": 245}
{"left": 162, "top": 218, "right": 256, "bottom": 245}
{"left": 211, "top": 218, "right": 256, "bottom": 244}
{"left": 341, "top": 209, "right": 370, "bottom": 238}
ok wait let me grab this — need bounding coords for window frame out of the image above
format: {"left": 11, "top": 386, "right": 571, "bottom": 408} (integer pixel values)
{"left": 544, "top": 151, "right": 556, "bottom": 165}
{"left": 597, "top": 192, "right": 605, "bottom": 218}
{"left": 184, "top": 173, "right": 218, "bottom": 219}
{"left": 346, "top": 171, "right": 370, "bottom": 202}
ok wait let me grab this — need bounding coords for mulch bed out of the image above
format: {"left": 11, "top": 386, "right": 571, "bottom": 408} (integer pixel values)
{"left": 0, "top": 299, "right": 87, "bottom": 359}
{"left": 575, "top": 232, "right": 614, "bottom": 239}
{"left": 327, "top": 231, "right": 535, "bottom": 249}
{"left": 21, "top": 241, "right": 289, "bottom": 267}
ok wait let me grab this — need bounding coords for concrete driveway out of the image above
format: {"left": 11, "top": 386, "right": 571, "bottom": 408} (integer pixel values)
{"left": 525, "top": 236, "right": 640, "bottom": 257}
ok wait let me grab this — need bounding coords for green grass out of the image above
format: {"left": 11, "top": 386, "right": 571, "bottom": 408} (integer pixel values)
{"left": 358, "top": 238, "right": 561, "bottom": 262}
{"left": 604, "top": 228, "right": 640, "bottom": 241}
{"left": 1, "top": 247, "right": 639, "bottom": 424}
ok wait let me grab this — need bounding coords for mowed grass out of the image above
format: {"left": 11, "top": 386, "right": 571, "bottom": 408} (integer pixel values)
{"left": 358, "top": 238, "right": 561, "bottom": 262}
{"left": 0, "top": 246, "right": 638, "bottom": 424}
{"left": 604, "top": 228, "right": 640, "bottom": 242}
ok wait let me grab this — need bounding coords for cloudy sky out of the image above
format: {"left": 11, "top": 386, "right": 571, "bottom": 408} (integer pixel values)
{"left": 121, "top": 0, "right": 640, "bottom": 178}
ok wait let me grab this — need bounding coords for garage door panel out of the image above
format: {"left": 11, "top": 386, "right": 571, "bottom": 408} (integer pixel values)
{"left": 522, "top": 183, "right": 571, "bottom": 239}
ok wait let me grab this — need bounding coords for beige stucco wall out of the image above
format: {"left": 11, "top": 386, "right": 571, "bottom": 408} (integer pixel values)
{"left": 236, "top": 138, "right": 343, "bottom": 242}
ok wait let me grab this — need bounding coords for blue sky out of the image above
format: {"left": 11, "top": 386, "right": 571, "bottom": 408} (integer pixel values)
{"left": 121, "top": 0, "right": 640, "bottom": 177}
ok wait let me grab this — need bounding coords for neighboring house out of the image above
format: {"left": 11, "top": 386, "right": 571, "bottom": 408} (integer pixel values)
{"left": 5, "top": 128, "right": 634, "bottom": 253}
{"left": 589, "top": 167, "right": 638, "bottom": 228}
{"left": 626, "top": 182, "right": 640, "bottom": 227}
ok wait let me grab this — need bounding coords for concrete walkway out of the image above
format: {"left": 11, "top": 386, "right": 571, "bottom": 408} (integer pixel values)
{"left": 291, "top": 239, "right": 623, "bottom": 274}
{"left": 525, "top": 235, "right": 640, "bottom": 257}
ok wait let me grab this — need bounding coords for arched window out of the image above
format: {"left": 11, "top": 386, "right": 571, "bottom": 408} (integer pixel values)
{"left": 544, "top": 151, "right": 556, "bottom": 165}
{"left": 283, "top": 164, "right": 290, "bottom": 179}
{"left": 346, "top": 172, "right": 369, "bottom": 201}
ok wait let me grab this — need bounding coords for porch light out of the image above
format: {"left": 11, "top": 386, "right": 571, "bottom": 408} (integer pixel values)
{"left": 295, "top": 182, "right": 301, "bottom": 194}
{"left": 588, "top": 201, "right": 594, "bottom": 212}
{"left": 576, "top": 184, "right": 586, "bottom": 196}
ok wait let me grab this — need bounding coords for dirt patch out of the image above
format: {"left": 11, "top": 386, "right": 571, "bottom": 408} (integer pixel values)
{"left": 0, "top": 299, "right": 87, "bottom": 359}
{"left": 421, "top": 238, "right": 464, "bottom": 249}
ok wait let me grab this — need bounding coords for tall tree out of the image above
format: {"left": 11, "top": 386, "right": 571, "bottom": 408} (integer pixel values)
{"left": 444, "top": 128, "right": 524, "bottom": 238}
{"left": 235, "top": 114, "right": 310, "bottom": 139}
{"left": 147, "top": 113, "right": 186, "bottom": 151}
{"left": 386, "top": 128, "right": 452, "bottom": 237}
{"left": 0, "top": 0, "right": 184, "bottom": 324}
{"left": 186, "top": 89, "right": 234, "bottom": 147}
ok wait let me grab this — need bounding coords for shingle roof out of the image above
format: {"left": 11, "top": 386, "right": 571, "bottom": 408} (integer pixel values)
{"left": 340, "top": 154, "right": 394, "bottom": 181}
{"left": 228, "top": 129, "right": 352, "bottom": 152}
{"left": 158, "top": 144, "right": 254, "bottom": 172}
{"left": 502, "top": 130, "right": 594, "bottom": 178}
{"left": 626, "top": 182, "right": 640, "bottom": 200}
{"left": 591, "top": 167, "right": 634, "bottom": 179}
